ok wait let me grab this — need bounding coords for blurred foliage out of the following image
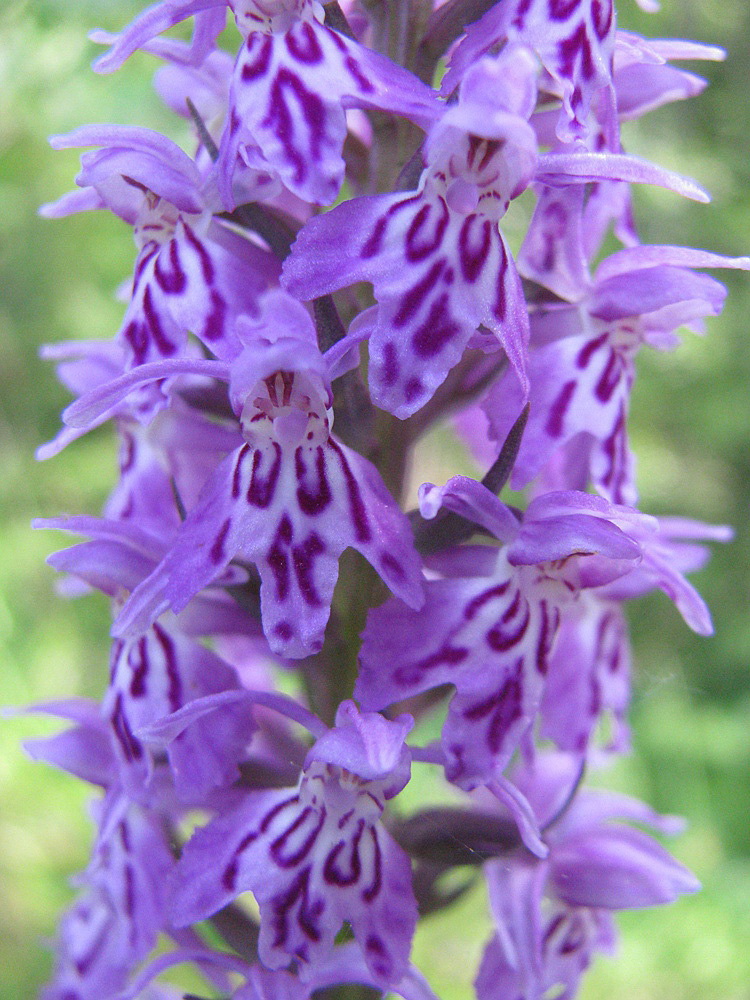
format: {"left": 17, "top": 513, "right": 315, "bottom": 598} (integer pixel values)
{"left": 1, "top": 0, "right": 749, "bottom": 998}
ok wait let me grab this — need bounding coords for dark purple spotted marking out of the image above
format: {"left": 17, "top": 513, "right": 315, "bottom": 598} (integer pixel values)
{"left": 268, "top": 515, "right": 294, "bottom": 601}
{"left": 464, "top": 581, "right": 511, "bottom": 620}
{"left": 379, "top": 341, "right": 399, "bottom": 387}
{"left": 142, "top": 284, "right": 178, "bottom": 357}
{"left": 127, "top": 637, "right": 148, "bottom": 698}
{"left": 338, "top": 808, "right": 355, "bottom": 830}
{"left": 548, "top": 0, "right": 580, "bottom": 19}
{"left": 270, "top": 804, "right": 327, "bottom": 867}
{"left": 502, "top": 588, "right": 522, "bottom": 623}
{"left": 394, "top": 643, "right": 469, "bottom": 687}
{"left": 463, "top": 657, "right": 525, "bottom": 755}
{"left": 232, "top": 444, "right": 250, "bottom": 499}
{"left": 404, "top": 199, "right": 450, "bottom": 263}
{"left": 512, "top": 0, "right": 534, "bottom": 29}
{"left": 241, "top": 34, "right": 273, "bottom": 81}
{"left": 118, "top": 493, "right": 135, "bottom": 519}
{"left": 486, "top": 601, "right": 531, "bottom": 653}
{"left": 275, "top": 621, "right": 293, "bottom": 641}
{"left": 223, "top": 828, "right": 260, "bottom": 891}
{"left": 379, "top": 549, "right": 405, "bottom": 582}
{"left": 118, "top": 817, "right": 131, "bottom": 853}
{"left": 361, "top": 826, "right": 382, "bottom": 902}
{"left": 537, "top": 203, "right": 568, "bottom": 275}
{"left": 295, "top": 446, "right": 332, "bottom": 515}
{"left": 492, "top": 239, "right": 509, "bottom": 322}
{"left": 544, "top": 911, "right": 567, "bottom": 946}
{"left": 599, "top": 401, "right": 628, "bottom": 500}
{"left": 285, "top": 20, "right": 324, "bottom": 64}
{"left": 411, "top": 294, "right": 461, "bottom": 358}
{"left": 247, "top": 442, "right": 283, "bottom": 507}
{"left": 323, "top": 818, "right": 364, "bottom": 886}
{"left": 535, "top": 600, "right": 559, "bottom": 675}
{"left": 261, "top": 794, "right": 301, "bottom": 834}
{"left": 589, "top": 672, "right": 602, "bottom": 716}
{"left": 360, "top": 217, "right": 388, "bottom": 259}
{"left": 404, "top": 377, "right": 424, "bottom": 404}
{"left": 594, "top": 349, "right": 621, "bottom": 402}
{"left": 366, "top": 932, "right": 386, "bottom": 956}
{"left": 203, "top": 288, "right": 227, "bottom": 343}
{"left": 124, "top": 863, "right": 136, "bottom": 922}
{"left": 111, "top": 692, "right": 143, "bottom": 763}
{"left": 133, "top": 243, "right": 159, "bottom": 288}
{"left": 264, "top": 68, "right": 327, "bottom": 183}
{"left": 292, "top": 532, "right": 325, "bottom": 607}
{"left": 182, "top": 223, "right": 215, "bottom": 284}
{"left": 327, "top": 439, "right": 371, "bottom": 543}
{"left": 110, "top": 639, "right": 125, "bottom": 684}
{"left": 317, "top": 24, "right": 375, "bottom": 92}
{"left": 592, "top": 0, "right": 614, "bottom": 40}
{"left": 458, "top": 215, "right": 493, "bottom": 284}
{"left": 344, "top": 53, "right": 375, "bottom": 93}
{"left": 393, "top": 259, "right": 445, "bottom": 328}
{"left": 326, "top": 25, "right": 348, "bottom": 52}
{"left": 72, "top": 920, "right": 109, "bottom": 978}
{"left": 603, "top": 610, "right": 627, "bottom": 677}
{"left": 558, "top": 22, "right": 595, "bottom": 82}
{"left": 360, "top": 194, "right": 421, "bottom": 259}
{"left": 559, "top": 915, "right": 587, "bottom": 955}
{"left": 153, "top": 239, "right": 186, "bottom": 294}
{"left": 546, "top": 378, "right": 577, "bottom": 438}
{"left": 153, "top": 622, "right": 183, "bottom": 710}
{"left": 271, "top": 865, "right": 323, "bottom": 947}
{"left": 576, "top": 331, "right": 608, "bottom": 369}
{"left": 124, "top": 317, "right": 149, "bottom": 366}
{"left": 209, "top": 517, "right": 232, "bottom": 566}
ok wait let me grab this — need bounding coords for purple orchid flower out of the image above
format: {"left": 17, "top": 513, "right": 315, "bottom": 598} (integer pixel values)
{"left": 42, "top": 125, "right": 278, "bottom": 366}
{"left": 539, "top": 592, "right": 631, "bottom": 757}
{"left": 92, "top": 0, "right": 440, "bottom": 206}
{"left": 41, "top": 790, "right": 175, "bottom": 1000}
{"left": 283, "top": 47, "right": 538, "bottom": 417}
{"left": 356, "top": 477, "right": 721, "bottom": 787}
{"left": 172, "top": 701, "right": 419, "bottom": 985}
{"left": 476, "top": 753, "right": 699, "bottom": 1000}
{"left": 104, "top": 622, "right": 258, "bottom": 802}
{"left": 282, "top": 45, "right": 710, "bottom": 419}
{"left": 67, "top": 291, "right": 425, "bottom": 657}
{"left": 443, "top": 0, "right": 617, "bottom": 143}
{"left": 484, "top": 232, "right": 750, "bottom": 503}
{"left": 36, "top": 516, "right": 262, "bottom": 801}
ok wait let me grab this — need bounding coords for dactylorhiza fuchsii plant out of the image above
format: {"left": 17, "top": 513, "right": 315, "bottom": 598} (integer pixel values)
{"left": 26, "top": 1, "right": 750, "bottom": 998}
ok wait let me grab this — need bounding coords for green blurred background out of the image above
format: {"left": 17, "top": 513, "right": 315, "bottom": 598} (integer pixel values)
{"left": 1, "top": 0, "right": 749, "bottom": 997}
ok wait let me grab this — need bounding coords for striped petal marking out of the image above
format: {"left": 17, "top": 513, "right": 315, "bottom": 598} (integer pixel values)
{"left": 174, "top": 756, "right": 417, "bottom": 982}
{"left": 221, "top": 0, "right": 437, "bottom": 205}
{"left": 116, "top": 364, "right": 423, "bottom": 658}
{"left": 522, "top": 0, "right": 616, "bottom": 133}
{"left": 357, "top": 552, "right": 579, "bottom": 788}
{"left": 121, "top": 188, "right": 243, "bottom": 365}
